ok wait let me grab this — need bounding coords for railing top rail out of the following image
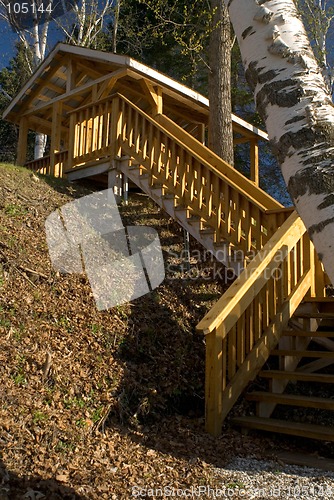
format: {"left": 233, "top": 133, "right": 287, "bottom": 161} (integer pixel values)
{"left": 155, "top": 114, "right": 283, "bottom": 212}
{"left": 66, "top": 95, "right": 118, "bottom": 115}
{"left": 196, "top": 211, "right": 306, "bottom": 335}
{"left": 24, "top": 150, "right": 68, "bottom": 167}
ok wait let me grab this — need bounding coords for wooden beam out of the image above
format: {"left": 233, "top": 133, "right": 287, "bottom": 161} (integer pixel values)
{"left": 76, "top": 61, "right": 103, "bottom": 80}
{"left": 36, "top": 94, "right": 51, "bottom": 102}
{"left": 66, "top": 57, "right": 76, "bottom": 93}
{"left": 22, "top": 70, "right": 129, "bottom": 117}
{"left": 139, "top": 79, "right": 163, "bottom": 115}
{"left": 205, "top": 328, "right": 223, "bottom": 436}
{"left": 16, "top": 117, "right": 29, "bottom": 166}
{"left": 44, "top": 81, "right": 65, "bottom": 94}
{"left": 250, "top": 139, "right": 259, "bottom": 186}
{"left": 233, "top": 137, "right": 250, "bottom": 145}
{"left": 50, "top": 101, "right": 63, "bottom": 177}
{"left": 55, "top": 69, "right": 67, "bottom": 81}
{"left": 29, "top": 115, "right": 68, "bottom": 135}
{"left": 96, "top": 69, "right": 128, "bottom": 100}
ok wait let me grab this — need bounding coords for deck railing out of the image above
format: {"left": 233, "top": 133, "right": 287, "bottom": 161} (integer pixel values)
{"left": 25, "top": 150, "right": 68, "bottom": 177}
{"left": 196, "top": 211, "right": 326, "bottom": 436}
{"left": 66, "top": 93, "right": 291, "bottom": 258}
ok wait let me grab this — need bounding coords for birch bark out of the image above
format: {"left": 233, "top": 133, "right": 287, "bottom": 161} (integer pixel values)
{"left": 224, "top": 0, "right": 334, "bottom": 284}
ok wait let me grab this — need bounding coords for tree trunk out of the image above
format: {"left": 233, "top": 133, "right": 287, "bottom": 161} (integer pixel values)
{"left": 208, "top": 0, "right": 234, "bottom": 166}
{"left": 223, "top": 0, "right": 334, "bottom": 284}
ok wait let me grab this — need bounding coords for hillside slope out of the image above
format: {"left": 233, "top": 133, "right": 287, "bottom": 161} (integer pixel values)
{"left": 1, "top": 163, "right": 263, "bottom": 498}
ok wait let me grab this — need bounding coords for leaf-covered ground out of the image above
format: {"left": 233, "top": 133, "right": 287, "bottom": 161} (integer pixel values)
{"left": 0, "top": 163, "right": 327, "bottom": 499}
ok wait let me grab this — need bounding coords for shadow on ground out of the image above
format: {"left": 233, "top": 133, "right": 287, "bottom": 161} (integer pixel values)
{"left": 0, "top": 458, "right": 88, "bottom": 500}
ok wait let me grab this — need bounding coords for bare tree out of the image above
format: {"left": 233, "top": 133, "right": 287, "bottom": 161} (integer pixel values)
{"left": 296, "top": 0, "right": 334, "bottom": 94}
{"left": 0, "top": 0, "right": 113, "bottom": 158}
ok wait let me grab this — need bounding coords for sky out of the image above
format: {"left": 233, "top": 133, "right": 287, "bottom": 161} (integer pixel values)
{"left": 0, "top": 12, "right": 74, "bottom": 70}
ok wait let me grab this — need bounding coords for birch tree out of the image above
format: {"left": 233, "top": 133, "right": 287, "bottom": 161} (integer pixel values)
{"left": 222, "top": 0, "right": 334, "bottom": 285}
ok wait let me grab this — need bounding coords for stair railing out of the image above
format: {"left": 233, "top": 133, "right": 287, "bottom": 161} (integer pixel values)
{"left": 66, "top": 93, "right": 291, "bottom": 260}
{"left": 24, "top": 150, "right": 68, "bottom": 177}
{"left": 196, "top": 211, "right": 326, "bottom": 436}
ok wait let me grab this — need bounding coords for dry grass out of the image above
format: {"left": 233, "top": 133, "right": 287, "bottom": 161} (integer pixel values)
{"left": 0, "top": 163, "right": 312, "bottom": 499}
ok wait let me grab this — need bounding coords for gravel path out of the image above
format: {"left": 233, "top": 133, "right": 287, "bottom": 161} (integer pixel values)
{"left": 212, "top": 457, "right": 334, "bottom": 499}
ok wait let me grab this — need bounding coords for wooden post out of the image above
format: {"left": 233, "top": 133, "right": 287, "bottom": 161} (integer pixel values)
{"left": 110, "top": 97, "right": 122, "bottom": 158}
{"left": 313, "top": 245, "right": 326, "bottom": 297}
{"left": 108, "top": 160, "right": 123, "bottom": 204}
{"left": 68, "top": 113, "right": 76, "bottom": 169}
{"left": 16, "top": 117, "right": 29, "bottom": 166}
{"left": 50, "top": 102, "right": 63, "bottom": 177}
{"left": 66, "top": 58, "right": 76, "bottom": 93}
{"left": 139, "top": 79, "right": 163, "bottom": 115}
{"left": 205, "top": 328, "right": 223, "bottom": 437}
{"left": 250, "top": 139, "right": 259, "bottom": 186}
{"left": 199, "top": 123, "right": 206, "bottom": 145}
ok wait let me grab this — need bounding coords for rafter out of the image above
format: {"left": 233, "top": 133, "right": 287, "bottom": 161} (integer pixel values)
{"left": 22, "top": 70, "right": 131, "bottom": 117}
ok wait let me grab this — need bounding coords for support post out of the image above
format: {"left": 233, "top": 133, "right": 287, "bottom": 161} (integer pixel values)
{"left": 16, "top": 117, "right": 29, "bottom": 166}
{"left": 250, "top": 139, "right": 259, "bottom": 186}
{"left": 68, "top": 113, "right": 76, "bottom": 169}
{"left": 199, "top": 123, "right": 206, "bottom": 145}
{"left": 66, "top": 58, "right": 76, "bottom": 93}
{"left": 110, "top": 97, "right": 122, "bottom": 158}
{"left": 205, "top": 328, "right": 223, "bottom": 437}
{"left": 108, "top": 160, "right": 123, "bottom": 204}
{"left": 50, "top": 102, "right": 63, "bottom": 177}
{"left": 123, "top": 174, "right": 129, "bottom": 205}
{"left": 183, "top": 229, "right": 190, "bottom": 272}
{"left": 313, "top": 246, "right": 326, "bottom": 297}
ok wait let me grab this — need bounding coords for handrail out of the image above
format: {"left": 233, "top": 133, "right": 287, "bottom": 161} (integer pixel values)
{"left": 196, "top": 210, "right": 326, "bottom": 435}
{"left": 197, "top": 211, "right": 305, "bottom": 335}
{"left": 25, "top": 150, "right": 68, "bottom": 177}
{"left": 67, "top": 93, "right": 291, "bottom": 255}
{"left": 156, "top": 113, "right": 282, "bottom": 211}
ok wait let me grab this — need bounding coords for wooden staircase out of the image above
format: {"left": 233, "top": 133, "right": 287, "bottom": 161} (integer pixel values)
{"left": 24, "top": 88, "right": 331, "bottom": 442}
{"left": 233, "top": 297, "right": 334, "bottom": 441}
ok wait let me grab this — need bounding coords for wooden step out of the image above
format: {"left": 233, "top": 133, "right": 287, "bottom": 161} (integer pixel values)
{"left": 232, "top": 416, "right": 334, "bottom": 441}
{"left": 294, "top": 312, "right": 334, "bottom": 319}
{"left": 246, "top": 391, "right": 334, "bottom": 410}
{"left": 200, "top": 228, "right": 215, "bottom": 236}
{"left": 187, "top": 215, "right": 202, "bottom": 224}
{"left": 151, "top": 182, "right": 164, "bottom": 189}
{"left": 276, "top": 451, "right": 334, "bottom": 472}
{"left": 162, "top": 193, "right": 174, "bottom": 200}
{"left": 259, "top": 370, "right": 334, "bottom": 383}
{"left": 174, "top": 205, "right": 187, "bottom": 212}
{"left": 302, "top": 298, "right": 334, "bottom": 303}
{"left": 282, "top": 330, "right": 334, "bottom": 337}
{"left": 271, "top": 349, "right": 334, "bottom": 359}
